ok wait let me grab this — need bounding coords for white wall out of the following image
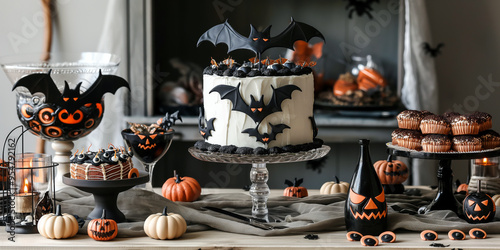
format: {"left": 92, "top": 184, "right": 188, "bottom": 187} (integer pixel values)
{"left": 0, "top": 0, "right": 108, "bottom": 154}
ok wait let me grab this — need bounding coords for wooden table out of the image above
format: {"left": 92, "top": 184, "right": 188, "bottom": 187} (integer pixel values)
{"left": 1, "top": 188, "right": 499, "bottom": 249}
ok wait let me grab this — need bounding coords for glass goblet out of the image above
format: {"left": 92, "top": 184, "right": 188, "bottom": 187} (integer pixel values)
{"left": 121, "top": 129, "right": 174, "bottom": 191}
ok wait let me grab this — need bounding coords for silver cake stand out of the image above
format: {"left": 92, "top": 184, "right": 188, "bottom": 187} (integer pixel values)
{"left": 189, "top": 145, "right": 330, "bottom": 221}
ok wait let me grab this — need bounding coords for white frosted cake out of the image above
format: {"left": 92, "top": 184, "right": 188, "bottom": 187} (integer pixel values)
{"left": 195, "top": 62, "right": 322, "bottom": 154}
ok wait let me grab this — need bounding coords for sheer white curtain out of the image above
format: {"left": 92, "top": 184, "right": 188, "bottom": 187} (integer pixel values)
{"left": 402, "top": 0, "right": 438, "bottom": 185}
{"left": 74, "top": 0, "right": 128, "bottom": 151}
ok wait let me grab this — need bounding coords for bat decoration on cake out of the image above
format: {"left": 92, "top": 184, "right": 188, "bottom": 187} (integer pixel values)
{"left": 13, "top": 70, "right": 129, "bottom": 113}
{"left": 242, "top": 123, "right": 290, "bottom": 144}
{"left": 198, "top": 108, "right": 216, "bottom": 139}
{"left": 210, "top": 83, "right": 301, "bottom": 124}
{"left": 422, "top": 42, "right": 445, "bottom": 58}
{"left": 197, "top": 18, "right": 325, "bottom": 68}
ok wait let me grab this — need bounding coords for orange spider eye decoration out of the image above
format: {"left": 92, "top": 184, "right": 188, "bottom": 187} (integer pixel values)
{"left": 21, "top": 104, "right": 34, "bottom": 118}
{"left": 63, "top": 98, "right": 69, "bottom": 102}
{"left": 253, "top": 38, "right": 258, "bottom": 41}
{"left": 38, "top": 107, "right": 55, "bottom": 124}
{"left": 262, "top": 38, "right": 269, "bottom": 42}
{"left": 58, "top": 110, "right": 83, "bottom": 124}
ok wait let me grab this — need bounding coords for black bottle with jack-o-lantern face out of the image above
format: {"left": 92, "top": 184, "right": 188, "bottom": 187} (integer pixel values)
{"left": 345, "top": 139, "right": 387, "bottom": 236}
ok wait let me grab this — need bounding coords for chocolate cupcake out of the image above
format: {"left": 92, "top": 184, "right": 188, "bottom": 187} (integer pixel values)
{"left": 397, "top": 110, "right": 425, "bottom": 130}
{"left": 397, "top": 130, "right": 422, "bottom": 150}
{"left": 479, "top": 130, "right": 500, "bottom": 149}
{"left": 450, "top": 115, "right": 480, "bottom": 135}
{"left": 443, "top": 111, "right": 460, "bottom": 123}
{"left": 472, "top": 111, "right": 492, "bottom": 132}
{"left": 420, "top": 115, "right": 451, "bottom": 135}
{"left": 452, "top": 135, "right": 482, "bottom": 152}
{"left": 421, "top": 134, "right": 451, "bottom": 152}
{"left": 391, "top": 128, "right": 405, "bottom": 145}
{"left": 421, "top": 110, "right": 434, "bottom": 117}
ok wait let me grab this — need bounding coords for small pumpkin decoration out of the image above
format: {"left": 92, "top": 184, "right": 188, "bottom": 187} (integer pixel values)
{"left": 283, "top": 178, "right": 308, "bottom": 198}
{"left": 492, "top": 194, "right": 500, "bottom": 208}
{"left": 144, "top": 206, "right": 187, "bottom": 240}
{"left": 456, "top": 179, "right": 469, "bottom": 194}
{"left": 37, "top": 204, "right": 79, "bottom": 239}
{"left": 320, "top": 176, "right": 349, "bottom": 194}
{"left": 87, "top": 209, "right": 118, "bottom": 241}
{"left": 463, "top": 180, "right": 496, "bottom": 224}
{"left": 162, "top": 170, "right": 201, "bottom": 202}
{"left": 374, "top": 155, "right": 408, "bottom": 194}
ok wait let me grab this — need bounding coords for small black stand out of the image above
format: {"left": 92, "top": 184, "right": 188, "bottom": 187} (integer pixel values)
{"left": 387, "top": 144, "right": 500, "bottom": 218}
{"left": 62, "top": 172, "right": 149, "bottom": 223}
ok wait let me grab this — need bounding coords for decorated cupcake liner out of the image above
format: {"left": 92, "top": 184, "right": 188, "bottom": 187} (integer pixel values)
{"left": 422, "top": 143, "right": 451, "bottom": 153}
{"left": 397, "top": 120, "right": 420, "bottom": 130}
{"left": 482, "top": 141, "right": 500, "bottom": 150}
{"left": 452, "top": 143, "right": 482, "bottom": 153}
{"left": 420, "top": 123, "right": 451, "bottom": 135}
{"left": 480, "top": 120, "right": 493, "bottom": 132}
{"left": 397, "top": 138, "right": 421, "bottom": 150}
{"left": 451, "top": 124, "right": 479, "bottom": 136}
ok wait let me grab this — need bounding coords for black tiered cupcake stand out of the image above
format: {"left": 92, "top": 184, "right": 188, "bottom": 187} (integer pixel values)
{"left": 387, "top": 143, "right": 500, "bottom": 217}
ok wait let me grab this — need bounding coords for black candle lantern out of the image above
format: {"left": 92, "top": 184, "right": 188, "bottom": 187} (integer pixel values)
{"left": 1, "top": 126, "right": 56, "bottom": 235}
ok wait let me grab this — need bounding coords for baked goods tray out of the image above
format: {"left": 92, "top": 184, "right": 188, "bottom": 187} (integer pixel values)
{"left": 386, "top": 142, "right": 500, "bottom": 160}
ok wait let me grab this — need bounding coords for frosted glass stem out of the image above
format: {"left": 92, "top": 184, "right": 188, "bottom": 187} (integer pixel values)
{"left": 249, "top": 163, "right": 270, "bottom": 220}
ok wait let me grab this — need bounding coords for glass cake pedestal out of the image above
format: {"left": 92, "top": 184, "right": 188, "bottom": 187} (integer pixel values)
{"left": 189, "top": 145, "right": 330, "bottom": 221}
{"left": 62, "top": 172, "right": 149, "bottom": 223}
{"left": 387, "top": 143, "right": 500, "bottom": 218}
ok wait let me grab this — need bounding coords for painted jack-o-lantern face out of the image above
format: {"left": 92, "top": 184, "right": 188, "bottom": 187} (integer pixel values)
{"left": 87, "top": 210, "right": 118, "bottom": 241}
{"left": 463, "top": 192, "right": 496, "bottom": 223}
{"left": 136, "top": 133, "right": 158, "bottom": 150}
{"left": 121, "top": 129, "right": 174, "bottom": 164}
{"left": 348, "top": 189, "right": 387, "bottom": 220}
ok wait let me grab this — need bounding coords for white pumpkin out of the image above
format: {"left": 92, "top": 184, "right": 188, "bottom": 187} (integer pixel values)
{"left": 492, "top": 194, "right": 500, "bottom": 208}
{"left": 37, "top": 204, "right": 79, "bottom": 239}
{"left": 320, "top": 176, "right": 350, "bottom": 194}
{"left": 144, "top": 207, "right": 187, "bottom": 240}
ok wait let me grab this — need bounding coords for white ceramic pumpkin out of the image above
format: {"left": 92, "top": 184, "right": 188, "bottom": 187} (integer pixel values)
{"left": 320, "top": 176, "right": 350, "bottom": 194}
{"left": 492, "top": 194, "right": 500, "bottom": 208}
{"left": 37, "top": 204, "right": 79, "bottom": 239}
{"left": 144, "top": 207, "right": 187, "bottom": 240}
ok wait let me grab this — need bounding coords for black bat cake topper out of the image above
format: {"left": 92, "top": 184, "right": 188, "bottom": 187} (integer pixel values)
{"left": 243, "top": 123, "right": 290, "bottom": 144}
{"left": 198, "top": 108, "right": 216, "bottom": 140}
{"left": 210, "top": 83, "right": 301, "bottom": 124}
{"left": 197, "top": 17, "right": 325, "bottom": 65}
{"left": 12, "top": 69, "right": 129, "bottom": 113}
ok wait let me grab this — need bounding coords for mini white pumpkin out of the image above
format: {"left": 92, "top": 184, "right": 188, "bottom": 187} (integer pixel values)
{"left": 320, "top": 176, "right": 350, "bottom": 194}
{"left": 144, "top": 206, "right": 187, "bottom": 240}
{"left": 492, "top": 194, "right": 500, "bottom": 208}
{"left": 37, "top": 204, "right": 79, "bottom": 239}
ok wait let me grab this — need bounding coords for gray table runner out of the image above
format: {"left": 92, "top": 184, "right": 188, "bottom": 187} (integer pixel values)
{"left": 55, "top": 187, "right": 500, "bottom": 237}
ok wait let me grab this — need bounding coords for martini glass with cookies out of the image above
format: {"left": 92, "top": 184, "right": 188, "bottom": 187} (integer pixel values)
{"left": 121, "top": 112, "right": 181, "bottom": 191}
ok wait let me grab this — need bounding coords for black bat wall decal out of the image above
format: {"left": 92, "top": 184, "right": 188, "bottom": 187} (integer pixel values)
{"left": 210, "top": 83, "right": 301, "bottom": 124}
{"left": 197, "top": 18, "right": 325, "bottom": 65}
{"left": 242, "top": 123, "right": 289, "bottom": 144}
{"left": 12, "top": 69, "right": 129, "bottom": 113}
{"left": 422, "top": 42, "right": 445, "bottom": 58}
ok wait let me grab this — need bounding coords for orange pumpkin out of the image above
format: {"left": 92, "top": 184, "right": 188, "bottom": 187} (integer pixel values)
{"left": 374, "top": 155, "right": 408, "bottom": 185}
{"left": 456, "top": 179, "right": 469, "bottom": 194}
{"left": 87, "top": 209, "right": 118, "bottom": 241}
{"left": 162, "top": 170, "right": 201, "bottom": 202}
{"left": 283, "top": 178, "right": 308, "bottom": 198}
